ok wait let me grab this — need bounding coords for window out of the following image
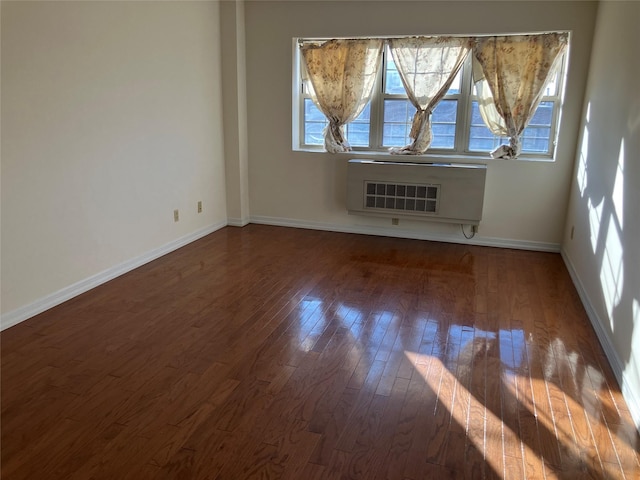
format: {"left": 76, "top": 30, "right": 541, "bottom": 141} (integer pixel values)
{"left": 468, "top": 69, "right": 561, "bottom": 154}
{"left": 296, "top": 39, "right": 566, "bottom": 159}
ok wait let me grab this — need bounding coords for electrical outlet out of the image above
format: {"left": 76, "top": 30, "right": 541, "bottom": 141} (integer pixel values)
{"left": 392, "top": 218, "right": 399, "bottom": 226}
{"left": 197, "top": 201, "right": 202, "bottom": 213}
{"left": 174, "top": 209, "right": 179, "bottom": 222}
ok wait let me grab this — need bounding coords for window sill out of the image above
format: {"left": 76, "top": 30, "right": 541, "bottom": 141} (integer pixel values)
{"left": 293, "top": 147, "right": 556, "bottom": 164}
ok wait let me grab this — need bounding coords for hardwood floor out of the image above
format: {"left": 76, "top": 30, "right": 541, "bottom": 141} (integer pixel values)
{"left": 2, "top": 224, "right": 639, "bottom": 479}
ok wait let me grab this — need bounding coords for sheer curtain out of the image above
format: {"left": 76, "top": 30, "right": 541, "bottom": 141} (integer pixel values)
{"left": 472, "top": 33, "right": 568, "bottom": 159}
{"left": 300, "top": 39, "right": 383, "bottom": 153}
{"left": 388, "top": 36, "right": 471, "bottom": 154}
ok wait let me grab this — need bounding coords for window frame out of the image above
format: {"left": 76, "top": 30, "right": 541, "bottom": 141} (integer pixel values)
{"left": 293, "top": 35, "right": 568, "bottom": 161}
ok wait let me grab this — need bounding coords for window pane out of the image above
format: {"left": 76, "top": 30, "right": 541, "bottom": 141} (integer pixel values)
{"left": 431, "top": 100, "right": 457, "bottom": 149}
{"left": 305, "top": 123, "right": 326, "bottom": 145}
{"left": 383, "top": 99, "right": 415, "bottom": 146}
{"left": 385, "top": 69, "right": 405, "bottom": 94}
{"left": 529, "top": 101, "right": 553, "bottom": 126}
{"left": 468, "top": 101, "right": 553, "bottom": 154}
{"left": 304, "top": 99, "right": 328, "bottom": 145}
{"left": 383, "top": 125, "right": 410, "bottom": 147}
{"left": 346, "top": 131, "right": 370, "bottom": 146}
{"left": 345, "top": 103, "right": 371, "bottom": 147}
{"left": 383, "top": 99, "right": 457, "bottom": 149}
{"left": 521, "top": 127, "right": 551, "bottom": 153}
{"left": 383, "top": 99, "right": 416, "bottom": 123}
{"left": 385, "top": 57, "right": 462, "bottom": 95}
{"left": 384, "top": 99, "right": 414, "bottom": 123}
{"left": 431, "top": 124, "right": 456, "bottom": 149}
{"left": 469, "top": 125, "right": 507, "bottom": 151}
{"left": 384, "top": 51, "right": 405, "bottom": 95}
{"left": 304, "top": 99, "right": 326, "bottom": 122}
{"left": 347, "top": 123, "right": 370, "bottom": 134}
{"left": 432, "top": 99, "right": 457, "bottom": 123}
{"left": 354, "top": 103, "right": 371, "bottom": 121}
{"left": 303, "top": 99, "right": 371, "bottom": 147}
{"left": 345, "top": 127, "right": 370, "bottom": 146}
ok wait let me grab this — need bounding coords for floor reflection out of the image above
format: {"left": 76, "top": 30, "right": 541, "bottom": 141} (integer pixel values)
{"left": 290, "top": 287, "right": 639, "bottom": 478}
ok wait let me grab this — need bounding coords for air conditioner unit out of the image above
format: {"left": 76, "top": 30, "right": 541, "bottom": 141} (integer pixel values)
{"left": 347, "top": 159, "right": 487, "bottom": 225}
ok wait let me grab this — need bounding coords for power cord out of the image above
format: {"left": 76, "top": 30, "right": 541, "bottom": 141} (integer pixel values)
{"left": 461, "top": 224, "right": 477, "bottom": 239}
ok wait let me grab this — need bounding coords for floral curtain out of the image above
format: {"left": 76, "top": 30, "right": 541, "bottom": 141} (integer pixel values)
{"left": 388, "top": 36, "right": 472, "bottom": 154}
{"left": 472, "top": 33, "right": 568, "bottom": 159}
{"left": 300, "top": 39, "right": 383, "bottom": 153}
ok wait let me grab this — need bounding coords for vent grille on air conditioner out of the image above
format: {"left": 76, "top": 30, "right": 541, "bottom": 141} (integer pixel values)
{"left": 364, "top": 182, "right": 440, "bottom": 214}
{"left": 347, "top": 159, "right": 486, "bottom": 225}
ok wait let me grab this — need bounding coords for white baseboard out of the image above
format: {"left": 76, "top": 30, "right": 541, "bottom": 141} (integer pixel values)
{"left": 0, "top": 222, "right": 226, "bottom": 331}
{"left": 249, "top": 215, "right": 561, "bottom": 252}
{"left": 227, "top": 217, "right": 250, "bottom": 227}
{"left": 561, "top": 249, "right": 640, "bottom": 432}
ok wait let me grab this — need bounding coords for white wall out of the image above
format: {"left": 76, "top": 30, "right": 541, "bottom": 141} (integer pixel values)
{"left": 244, "top": 1, "right": 597, "bottom": 249}
{"left": 562, "top": 1, "right": 640, "bottom": 429}
{"left": 1, "top": 1, "right": 227, "bottom": 321}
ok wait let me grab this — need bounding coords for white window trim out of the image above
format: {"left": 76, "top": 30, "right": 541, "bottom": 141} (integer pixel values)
{"left": 292, "top": 35, "right": 569, "bottom": 162}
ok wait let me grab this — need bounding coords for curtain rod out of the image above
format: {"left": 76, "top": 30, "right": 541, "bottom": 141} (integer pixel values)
{"left": 297, "top": 31, "right": 569, "bottom": 45}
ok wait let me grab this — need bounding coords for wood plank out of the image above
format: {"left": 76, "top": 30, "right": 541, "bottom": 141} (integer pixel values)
{"left": 2, "top": 225, "right": 637, "bottom": 479}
